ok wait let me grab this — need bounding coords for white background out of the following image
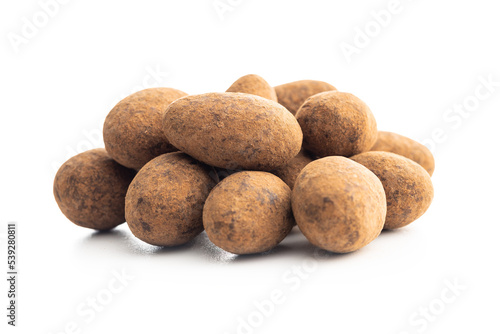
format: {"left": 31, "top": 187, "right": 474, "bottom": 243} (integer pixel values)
{"left": 1, "top": 0, "right": 500, "bottom": 333}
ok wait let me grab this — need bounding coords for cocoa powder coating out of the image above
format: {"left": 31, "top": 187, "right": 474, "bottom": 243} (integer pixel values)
{"left": 292, "top": 156, "right": 386, "bottom": 253}
{"left": 103, "top": 87, "right": 188, "bottom": 170}
{"left": 351, "top": 151, "right": 434, "bottom": 229}
{"left": 272, "top": 149, "right": 314, "bottom": 189}
{"left": 296, "top": 91, "right": 378, "bottom": 157}
{"left": 274, "top": 80, "right": 337, "bottom": 115}
{"left": 203, "top": 171, "right": 294, "bottom": 254}
{"left": 163, "top": 92, "right": 302, "bottom": 171}
{"left": 370, "top": 131, "right": 435, "bottom": 176}
{"left": 53, "top": 148, "right": 136, "bottom": 230}
{"left": 125, "top": 152, "right": 218, "bottom": 246}
{"left": 226, "top": 74, "right": 277, "bottom": 101}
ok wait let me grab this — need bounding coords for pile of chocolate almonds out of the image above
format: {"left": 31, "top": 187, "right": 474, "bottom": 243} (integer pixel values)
{"left": 54, "top": 74, "right": 434, "bottom": 255}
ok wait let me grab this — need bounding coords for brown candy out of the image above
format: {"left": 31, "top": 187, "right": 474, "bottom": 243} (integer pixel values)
{"left": 226, "top": 74, "right": 277, "bottom": 101}
{"left": 351, "top": 151, "right": 434, "bottom": 229}
{"left": 163, "top": 92, "right": 302, "bottom": 171}
{"left": 103, "top": 87, "right": 188, "bottom": 170}
{"left": 296, "top": 91, "right": 378, "bottom": 157}
{"left": 53, "top": 148, "right": 136, "bottom": 230}
{"left": 292, "top": 156, "right": 386, "bottom": 253}
{"left": 274, "top": 80, "right": 337, "bottom": 115}
{"left": 272, "top": 149, "right": 314, "bottom": 189}
{"left": 370, "top": 131, "right": 435, "bottom": 176}
{"left": 203, "top": 171, "right": 294, "bottom": 254}
{"left": 125, "top": 152, "right": 218, "bottom": 246}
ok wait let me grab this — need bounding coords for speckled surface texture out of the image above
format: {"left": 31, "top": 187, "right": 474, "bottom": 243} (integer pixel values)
{"left": 103, "top": 87, "right": 188, "bottom": 170}
{"left": 370, "top": 131, "right": 435, "bottom": 176}
{"left": 53, "top": 148, "right": 136, "bottom": 230}
{"left": 226, "top": 74, "right": 277, "bottom": 101}
{"left": 351, "top": 151, "right": 434, "bottom": 229}
{"left": 296, "top": 91, "right": 378, "bottom": 157}
{"left": 163, "top": 92, "right": 302, "bottom": 171}
{"left": 274, "top": 80, "right": 337, "bottom": 115}
{"left": 125, "top": 152, "right": 218, "bottom": 246}
{"left": 203, "top": 171, "right": 294, "bottom": 254}
{"left": 292, "top": 156, "right": 386, "bottom": 253}
{"left": 272, "top": 149, "right": 314, "bottom": 189}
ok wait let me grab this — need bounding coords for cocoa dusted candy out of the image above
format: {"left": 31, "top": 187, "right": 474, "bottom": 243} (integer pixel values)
{"left": 274, "top": 80, "right": 337, "bottom": 115}
{"left": 370, "top": 131, "right": 435, "bottom": 176}
{"left": 163, "top": 92, "right": 302, "bottom": 171}
{"left": 292, "top": 156, "right": 386, "bottom": 253}
{"left": 296, "top": 91, "right": 378, "bottom": 157}
{"left": 226, "top": 74, "right": 277, "bottom": 101}
{"left": 351, "top": 151, "right": 434, "bottom": 229}
{"left": 272, "top": 149, "right": 314, "bottom": 189}
{"left": 53, "top": 148, "right": 136, "bottom": 230}
{"left": 125, "top": 152, "right": 218, "bottom": 246}
{"left": 103, "top": 87, "right": 188, "bottom": 170}
{"left": 203, "top": 171, "right": 294, "bottom": 254}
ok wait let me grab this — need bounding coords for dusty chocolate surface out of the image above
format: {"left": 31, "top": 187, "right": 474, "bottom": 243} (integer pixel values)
{"left": 163, "top": 92, "right": 302, "bottom": 171}
{"left": 203, "top": 171, "right": 294, "bottom": 254}
{"left": 274, "top": 80, "right": 336, "bottom": 115}
{"left": 226, "top": 74, "right": 277, "bottom": 101}
{"left": 272, "top": 149, "right": 314, "bottom": 189}
{"left": 292, "top": 156, "right": 386, "bottom": 253}
{"left": 125, "top": 152, "right": 218, "bottom": 246}
{"left": 351, "top": 151, "right": 434, "bottom": 229}
{"left": 104, "top": 87, "right": 187, "bottom": 170}
{"left": 370, "top": 131, "right": 435, "bottom": 176}
{"left": 296, "top": 91, "right": 378, "bottom": 157}
{"left": 53, "top": 148, "right": 136, "bottom": 230}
